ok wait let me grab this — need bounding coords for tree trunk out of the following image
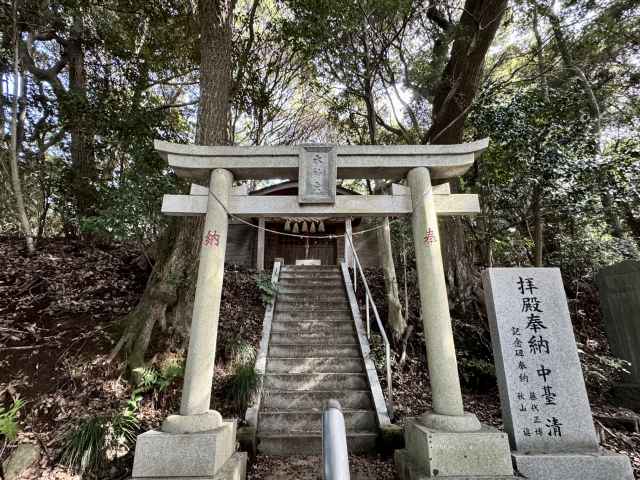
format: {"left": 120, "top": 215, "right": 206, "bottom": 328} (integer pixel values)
{"left": 427, "top": 0, "right": 507, "bottom": 309}
{"left": 364, "top": 89, "right": 405, "bottom": 340}
{"left": 65, "top": 18, "right": 98, "bottom": 223}
{"left": 121, "top": 0, "right": 236, "bottom": 372}
{"left": 9, "top": 2, "right": 35, "bottom": 253}
{"left": 377, "top": 217, "right": 406, "bottom": 341}
{"left": 427, "top": 0, "right": 507, "bottom": 145}
{"left": 532, "top": 186, "right": 544, "bottom": 267}
{"left": 531, "top": 9, "right": 546, "bottom": 267}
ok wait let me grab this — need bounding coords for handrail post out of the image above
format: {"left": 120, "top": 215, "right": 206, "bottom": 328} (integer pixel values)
{"left": 365, "top": 295, "right": 370, "bottom": 340}
{"left": 322, "top": 400, "right": 350, "bottom": 480}
{"left": 353, "top": 264, "right": 357, "bottom": 293}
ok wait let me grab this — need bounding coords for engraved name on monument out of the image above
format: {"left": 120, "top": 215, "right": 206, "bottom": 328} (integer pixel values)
{"left": 298, "top": 145, "right": 337, "bottom": 204}
{"left": 482, "top": 268, "right": 600, "bottom": 453}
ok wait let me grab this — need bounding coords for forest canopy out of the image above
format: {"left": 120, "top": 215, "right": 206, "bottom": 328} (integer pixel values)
{"left": 1, "top": 0, "right": 639, "bottom": 301}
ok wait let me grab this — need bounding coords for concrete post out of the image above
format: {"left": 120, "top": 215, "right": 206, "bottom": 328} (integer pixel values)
{"left": 344, "top": 218, "right": 353, "bottom": 269}
{"left": 407, "top": 167, "right": 464, "bottom": 418}
{"left": 257, "top": 218, "right": 265, "bottom": 272}
{"left": 180, "top": 168, "right": 234, "bottom": 416}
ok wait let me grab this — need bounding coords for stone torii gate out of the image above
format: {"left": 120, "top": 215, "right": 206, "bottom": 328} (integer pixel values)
{"left": 131, "top": 139, "right": 514, "bottom": 480}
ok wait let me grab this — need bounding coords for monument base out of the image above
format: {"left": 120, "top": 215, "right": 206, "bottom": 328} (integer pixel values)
{"left": 394, "top": 416, "right": 515, "bottom": 479}
{"left": 512, "top": 450, "right": 633, "bottom": 480}
{"left": 131, "top": 420, "right": 246, "bottom": 479}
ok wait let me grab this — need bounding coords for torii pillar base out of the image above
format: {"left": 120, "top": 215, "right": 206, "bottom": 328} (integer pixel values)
{"left": 395, "top": 417, "right": 515, "bottom": 479}
{"left": 131, "top": 419, "right": 246, "bottom": 480}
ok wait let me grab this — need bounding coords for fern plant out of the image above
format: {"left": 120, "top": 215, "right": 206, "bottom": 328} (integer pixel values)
{"left": 132, "top": 358, "right": 184, "bottom": 395}
{"left": 255, "top": 273, "right": 278, "bottom": 305}
{"left": 0, "top": 398, "right": 24, "bottom": 441}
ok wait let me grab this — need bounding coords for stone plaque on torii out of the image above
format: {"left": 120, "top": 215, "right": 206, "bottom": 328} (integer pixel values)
{"left": 132, "top": 138, "right": 516, "bottom": 480}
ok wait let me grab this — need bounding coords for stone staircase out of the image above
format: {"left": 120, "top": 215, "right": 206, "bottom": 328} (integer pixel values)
{"left": 256, "top": 265, "right": 379, "bottom": 455}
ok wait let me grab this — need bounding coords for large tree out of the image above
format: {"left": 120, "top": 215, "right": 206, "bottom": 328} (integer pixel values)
{"left": 120, "top": 0, "right": 237, "bottom": 370}
{"left": 17, "top": 3, "right": 99, "bottom": 227}
{"left": 422, "top": 0, "right": 508, "bottom": 308}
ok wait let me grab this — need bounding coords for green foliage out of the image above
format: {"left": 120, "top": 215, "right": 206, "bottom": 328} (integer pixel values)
{"left": 255, "top": 273, "right": 278, "bottom": 305}
{"left": 110, "top": 411, "right": 139, "bottom": 448}
{"left": 468, "top": 83, "right": 640, "bottom": 279}
{"left": 229, "top": 340, "right": 257, "bottom": 367}
{"left": 368, "top": 333, "right": 387, "bottom": 372}
{"left": 224, "top": 363, "right": 261, "bottom": 414}
{"left": 458, "top": 358, "right": 496, "bottom": 391}
{"left": 0, "top": 399, "right": 24, "bottom": 441}
{"left": 59, "top": 358, "right": 184, "bottom": 472}
{"left": 60, "top": 416, "right": 109, "bottom": 474}
{"left": 79, "top": 168, "right": 177, "bottom": 242}
{"left": 580, "top": 347, "right": 632, "bottom": 394}
{"left": 132, "top": 357, "right": 184, "bottom": 394}
{"left": 60, "top": 404, "right": 141, "bottom": 473}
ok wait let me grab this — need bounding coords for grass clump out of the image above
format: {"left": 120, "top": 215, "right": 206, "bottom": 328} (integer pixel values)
{"left": 0, "top": 398, "right": 24, "bottom": 441}
{"left": 224, "top": 363, "right": 261, "bottom": 415}
{"left": 60, "top": 409, "right": 140, "bottom": 474}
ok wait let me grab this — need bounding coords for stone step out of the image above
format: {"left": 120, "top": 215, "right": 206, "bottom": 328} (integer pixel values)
{"left": 271, "top": 320, "right": 354, "bottom": 333}
{"left": 281, "top": 266, "right": 339, "bottom": 272}
{"left": 270, "top": 332, "right": 357, "bottom": 345}
{"left": 264, "top": 373, "right": 368, "bottom": 390}
{"left": 278, "top": 276, "right": 343, "bottom": 283}
{"left": 274, "top": 312, "right": 353, "bottom": 322}
{"left": 257, "top": 431, "right": 377, "bottom": 455}
{"left": 269, "top": 344, "right": 360, "bottom": 357}
{"left": 276, "top": 304, "right": 351, "bottom": 312}
{"left": 261, "top": 390, "right": 373, "bottom": 410}
{"left": 276, "top": 298, "right": 349, "bottom": 306}
{"left": 276, "top": 285, "right": 345, "bottom": 293}
{"left": 279, "top": 269, "right": 341, "bottom": 275}
{"left": 278, "top": 277, "right": 343, "bottom": 285}
{"left": 267, "top": 357, "right": 364, "bottom": 374}
{"left": 258, "top": 410, "right": 377, "bottom": 433}
{"left": 277, "top": 291, "right": 347, "bottom": 300}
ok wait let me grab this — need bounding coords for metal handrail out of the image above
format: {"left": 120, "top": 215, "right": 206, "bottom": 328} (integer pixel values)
{"left": 322, "top": 400, "right": 350, "bottom": 480}
{"left": 345, "top": 232, "right": 393, "bottom": 414}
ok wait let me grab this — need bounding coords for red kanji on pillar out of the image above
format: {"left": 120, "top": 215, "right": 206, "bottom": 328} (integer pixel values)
{"left": 424, "top": 227, "right": 437, "bottom": 245}
{"left": 204, "top": 230, "right": 220, "bottom": 247}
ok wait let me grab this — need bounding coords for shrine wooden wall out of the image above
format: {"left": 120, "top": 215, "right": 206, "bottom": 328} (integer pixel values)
{"left": 224, "top": 221, "right": 380, "bottom": 269}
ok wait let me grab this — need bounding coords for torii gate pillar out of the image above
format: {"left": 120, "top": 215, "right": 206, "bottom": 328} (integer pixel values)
{"left": 179, "top": 168, "right": 233, "bottom": 417}
{"left": 408, "top": 167, "right": 468, "bottom": 420}
{"left": 396, "top": 166, "right": 514, "bottom": 479}
{"left": 131, "top": 168, "right": 246, "bottom": 480}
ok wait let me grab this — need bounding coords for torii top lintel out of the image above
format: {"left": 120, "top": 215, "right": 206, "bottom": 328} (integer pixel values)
{"left": 154, "top": 138, "right": 489, "bottom": 181}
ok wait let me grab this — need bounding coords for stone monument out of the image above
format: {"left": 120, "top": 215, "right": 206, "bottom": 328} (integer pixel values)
{"left": 483, "top": 267, "right": 633, "bottom": 480}
{"left": 597, "top": 260, "right": 640, "bottom": 411}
